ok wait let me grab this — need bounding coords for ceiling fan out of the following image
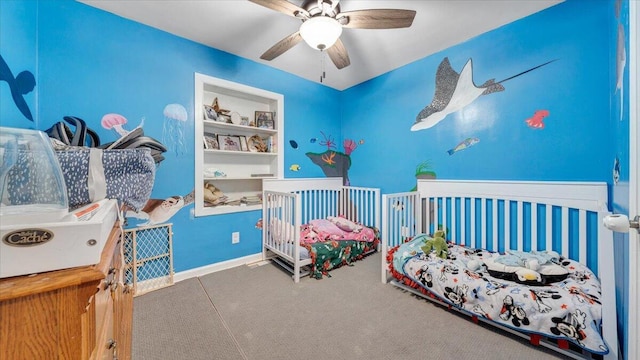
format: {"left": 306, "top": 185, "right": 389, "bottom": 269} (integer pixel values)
{"left": 249, "top": 0, "right": 416, "bottom": 70}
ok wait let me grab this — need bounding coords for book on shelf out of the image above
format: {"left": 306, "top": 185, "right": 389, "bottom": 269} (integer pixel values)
{"left": 241, "top": 195, "right": 262, "bottom": 205}
{"left": 262, "top": 135, "right": 277, "bottom": 153}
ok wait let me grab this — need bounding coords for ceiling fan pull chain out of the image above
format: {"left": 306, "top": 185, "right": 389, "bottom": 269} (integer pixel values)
{"left": 320, "top": 50, "right": 326, "bottom": 83}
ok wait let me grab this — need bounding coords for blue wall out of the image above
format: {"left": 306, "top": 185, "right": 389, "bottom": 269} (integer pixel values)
{"left": 342, "top": 0, "right": 629, "bottom": 356}
{"left": 343, "top": 1, "right": 611, "bottom": 193}
{"left": 0, "top": 0, "right": 341, "bottom": 272}
{"left": 1, "top": 0, "right": 631, "bottom": 356}
{"left": 0, "top": 0, "right": 38, "bottom": 128}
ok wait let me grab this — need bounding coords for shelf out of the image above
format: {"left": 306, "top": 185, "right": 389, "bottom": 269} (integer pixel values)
{"left": 194, "top": 72, "right": 283, "bottom": 217}
{"left": 203, "top": 120, "right": 277, "bottom": 134}
{"left": 203, "top": 149, "right": 277, "bottom": 156}
{"left": 199, "top": 203, "right": 262, "bottom": 215}
{"left": 204, "top": 176, "right": 276, "bottom": 181}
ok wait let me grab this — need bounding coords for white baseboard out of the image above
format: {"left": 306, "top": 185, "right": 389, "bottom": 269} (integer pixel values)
{"left": 173, "top": 253, "right": 263, "bottom": 282}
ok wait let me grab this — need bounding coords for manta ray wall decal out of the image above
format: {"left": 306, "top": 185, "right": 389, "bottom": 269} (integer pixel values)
{"left": 411, "top": 57, "right": 556, "bottom": 131}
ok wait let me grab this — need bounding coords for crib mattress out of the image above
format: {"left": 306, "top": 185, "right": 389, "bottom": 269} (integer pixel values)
{"left": 389, "top": 234, "right": 608, "bottom": 355}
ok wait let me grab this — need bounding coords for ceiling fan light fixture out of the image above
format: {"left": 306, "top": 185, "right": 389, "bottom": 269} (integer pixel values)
{"left": 299, "top": 16, "right": 342, "bottom": 50}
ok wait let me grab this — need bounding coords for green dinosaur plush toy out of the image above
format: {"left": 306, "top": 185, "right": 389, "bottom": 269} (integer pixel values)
{"left": 421, "top": 230, "right": 448, "bottom": 259}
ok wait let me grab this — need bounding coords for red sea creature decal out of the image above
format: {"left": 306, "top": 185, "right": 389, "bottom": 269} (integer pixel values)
{"left": 525, "top": 110, "right": 550, "bottom": 129}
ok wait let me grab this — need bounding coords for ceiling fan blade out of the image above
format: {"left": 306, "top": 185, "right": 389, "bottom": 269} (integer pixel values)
{"left": 260, "top": 32, "right": 303, "bottom": 61}
{"left": 248, "top": 0, "right": 309, "bottom": 18}
{"left": 327, "top": 38, "right": 350, "bottom": 69}
{"left": 338, "top": 9, "right": 416, "bottom": 29}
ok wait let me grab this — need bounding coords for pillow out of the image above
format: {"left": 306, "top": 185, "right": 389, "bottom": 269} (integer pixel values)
{"left": 269, "top": 217, "right": 295, "bottom": 244}
{"left": 308, "top": 218, "right": 344, "bottom": 235}
{"left": 484, "top": 254, "right": 569, "bottom": 285}
{"left": 327, "top": 216, "right": 362, "bottom": 232}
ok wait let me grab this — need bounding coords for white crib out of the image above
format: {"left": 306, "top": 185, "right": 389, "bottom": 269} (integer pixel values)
{"left": 381, "top": 179, "right": 618, "bottom": 360}
{"left": 262, "top": 177, "right": 380, "bottom": 283}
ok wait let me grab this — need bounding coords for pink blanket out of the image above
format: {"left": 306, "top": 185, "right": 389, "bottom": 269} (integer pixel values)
{"left": 300, "top": 218, "right": 376, "bottom": 245}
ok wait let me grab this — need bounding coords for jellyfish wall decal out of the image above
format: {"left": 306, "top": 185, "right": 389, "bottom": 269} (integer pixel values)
{"left": 101, "top": 113, "right": 130, "bottom": 136}
{"left": 162, "top": 103, "right": 188, "bottom": 155}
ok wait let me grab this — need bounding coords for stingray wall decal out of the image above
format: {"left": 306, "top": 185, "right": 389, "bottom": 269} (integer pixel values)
{"left": 411, "top": 57, "right": 556, "bottom": 131}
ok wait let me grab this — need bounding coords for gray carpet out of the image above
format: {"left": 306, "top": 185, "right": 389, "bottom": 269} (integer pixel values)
{"left": 133, "top": 253, "right": 568, "bottom": 360}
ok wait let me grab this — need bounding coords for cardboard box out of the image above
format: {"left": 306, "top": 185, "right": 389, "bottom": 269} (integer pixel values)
{"left": 0, "top": 200, "right": 119, "bottom": 278}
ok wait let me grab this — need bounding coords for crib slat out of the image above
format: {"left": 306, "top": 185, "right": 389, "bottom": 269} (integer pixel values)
{"left": 504, "top": 201, "right": 510, "bottom": 252}
{"left": 517, "top": 201, "right": 523, "bottom": 252}
{"left": 459, "top": 198, "right": 465, "bottom": 246}
{"left": 480, "top": 199, "right": 486, "bottom": 249}
{"left": 450, "top": 198, "right": 457, "bottom": 246}
{"left": 561, "top": 207, "right": 569, "bottom": 258}
{"left": 531, "top": 203, "right": 538, "bottom": 251}
{"left": 491, "top": 199, "right": 498, "bottom": 252}
{"left": 469, "top": 198, "right": 475, "bottom": 248}
{"left": 293, "top": 194, "right": 302, "bottom": 283}
{"left": 546, "top": 205, "right": 553, "bottom": 252}
{"left": 579, "top": 210, "right": 587, "bottom": 264}
{"left": 442, "top": 197, "right": 448, "bottom": 237}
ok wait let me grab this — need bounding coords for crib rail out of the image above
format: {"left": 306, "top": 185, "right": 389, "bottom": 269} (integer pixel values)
{"left": 262, "top": 178, "right": 380, "bottom": 283}
{"left": 381, "top": 191, "right": 421, "bottom": 283}
{"left": 417, "top": 180, "right": 609, "bottom": 271}
{"left": 262, "top": 190, "right": 307, "bottom": 282}
{"left": 381, "top": 180, "right": 617, "bottom": 360}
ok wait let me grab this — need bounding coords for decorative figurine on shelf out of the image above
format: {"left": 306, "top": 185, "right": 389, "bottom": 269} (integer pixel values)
{"left": 212, "top": 97, "right": 230, "bottom": 115}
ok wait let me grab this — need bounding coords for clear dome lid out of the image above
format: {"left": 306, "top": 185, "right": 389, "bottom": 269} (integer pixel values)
{"left": 0, "top": 127, "right": 69, "bottom": 224}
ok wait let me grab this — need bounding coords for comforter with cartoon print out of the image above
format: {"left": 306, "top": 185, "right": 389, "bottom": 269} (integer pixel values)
{"left": 388, "top": 234, "right": 608, "bottom": 355}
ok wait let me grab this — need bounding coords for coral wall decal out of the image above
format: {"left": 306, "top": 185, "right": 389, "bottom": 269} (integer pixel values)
{"left": 306, "top": 132, "right": 358, "bottom": 185}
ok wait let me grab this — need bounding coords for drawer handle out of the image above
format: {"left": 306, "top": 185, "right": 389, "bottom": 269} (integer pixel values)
{"left": 107, "top": 339, "right": 117, "bottom": 350}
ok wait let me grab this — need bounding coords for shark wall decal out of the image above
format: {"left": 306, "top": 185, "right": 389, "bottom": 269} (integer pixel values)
{"left": 411, "top": 57, "right": 556, "bottom": 131}
{"left": 0, "top": 54, "right": 36, "bottom": 122}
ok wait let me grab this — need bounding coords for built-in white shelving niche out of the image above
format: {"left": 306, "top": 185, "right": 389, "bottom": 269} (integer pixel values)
{"left": 194, "top": 73, "right": 284, "bottom": 216}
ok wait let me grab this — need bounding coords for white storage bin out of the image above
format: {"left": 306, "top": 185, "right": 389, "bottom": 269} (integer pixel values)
{"left": 0, "top": 199, "right": 119, "bottom": 278}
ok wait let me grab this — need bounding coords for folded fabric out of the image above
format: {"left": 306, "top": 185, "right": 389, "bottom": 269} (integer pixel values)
{"left": 55, "top": 148, "right": 155, "bottom": 211}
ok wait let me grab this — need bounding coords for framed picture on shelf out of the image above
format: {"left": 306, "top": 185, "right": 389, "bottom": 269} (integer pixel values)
{"left": 203, "top": 105, "right": 218, "bottom": 121}
{"left": 217, "top": 134, "right": 242, "bottom": 151}
{"left": 255, "top": 111, "right": 275, "bottom": 129}
{"left": 203, "top": 133, "right": 219, "bottom": 149}
{"left": 239, "top": 136, "right": 248, "bottom": 151}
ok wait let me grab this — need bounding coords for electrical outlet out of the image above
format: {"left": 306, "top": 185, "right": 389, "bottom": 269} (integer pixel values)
{"left": 232, "top": 232, "right": 240, "bottom": 244}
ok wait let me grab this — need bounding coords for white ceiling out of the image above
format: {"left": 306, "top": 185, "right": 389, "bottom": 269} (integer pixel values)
{"left": 80, "top": 0, "right": 563, "bottom": 90}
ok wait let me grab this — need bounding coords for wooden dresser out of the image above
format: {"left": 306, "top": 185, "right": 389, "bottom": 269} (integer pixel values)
{"left": 0, "top": 222, "right": 133, "bottom": 360}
